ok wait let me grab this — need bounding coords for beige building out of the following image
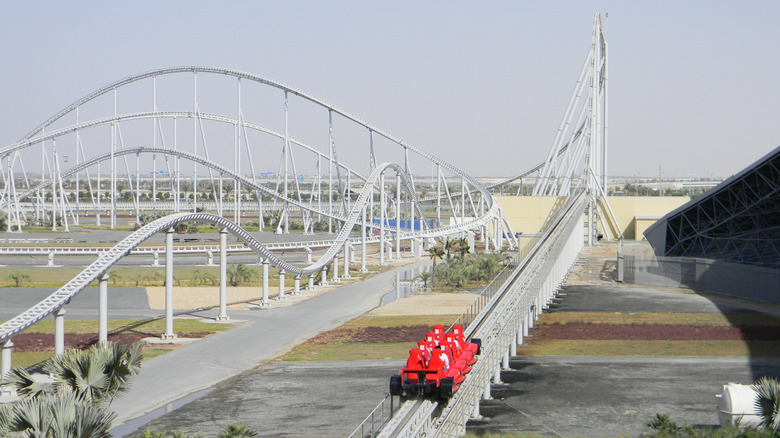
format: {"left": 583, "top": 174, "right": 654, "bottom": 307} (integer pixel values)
{"left": 495, "top": 196, "right": 690, "bottom": 240}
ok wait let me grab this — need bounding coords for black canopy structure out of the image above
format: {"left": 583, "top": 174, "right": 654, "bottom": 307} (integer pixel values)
{"left": 645, "top": 145, "right": 780, "bottom": 269}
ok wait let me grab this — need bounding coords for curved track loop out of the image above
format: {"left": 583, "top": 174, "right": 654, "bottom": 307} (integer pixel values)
{"left": 0, "top": 147, "right": 470, "bottom": 236}
{"left": 0, "top": 67, "right": 505, "bottom": 352}
{"left": 0, "top": 159, "right": 497, "bottom": 346}
{"left": 1, "top": 111, "right": 366, "bottom": 182}
{"left": 2, "top": 146, "right": 350, "bottom": 221}
{"left": 0, "top": 205, "right": 361, "bottom": 345}
{"left": 3, "top": 146, "right": 499, "bottom": 241}
{"left": 9, "top": 66, "right": 492, "bottom": 210}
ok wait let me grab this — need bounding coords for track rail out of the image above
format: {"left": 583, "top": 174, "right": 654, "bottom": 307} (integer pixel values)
{"left": 0, "top": 235, "right": 380, "bottom": 256}
{"left": 0, "top": 199, "right": 411, "bottom": 346}
{"left": 355, "top": 190, "right": 586, "bottom": 438}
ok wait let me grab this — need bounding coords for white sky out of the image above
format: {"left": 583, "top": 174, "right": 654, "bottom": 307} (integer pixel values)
{"left": 1, "top": 1, "right": 778, "bottom": 179}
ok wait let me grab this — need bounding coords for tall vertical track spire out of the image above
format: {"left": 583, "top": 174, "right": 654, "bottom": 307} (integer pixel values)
{"left": 532, "top": 13, "right": 622, "bottom": 243}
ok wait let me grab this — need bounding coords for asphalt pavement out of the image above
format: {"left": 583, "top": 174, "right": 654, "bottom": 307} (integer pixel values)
{"left": 108, "top": 259, "right": 428, "bottom": 432}
{"left": 465, "top": 282, "right": 780, "bottom": 436}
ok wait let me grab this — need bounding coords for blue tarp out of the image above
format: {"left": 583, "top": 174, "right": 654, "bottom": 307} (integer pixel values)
{"left": 371, "top": 219, "right": 434, "bottom": 231}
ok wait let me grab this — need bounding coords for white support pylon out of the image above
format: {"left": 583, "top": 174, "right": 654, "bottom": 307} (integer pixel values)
{"left": 163, "top": 228, "right": 176, "bottom": 339}
{"left": 217, "top": 228, "right": 229, "bottom": 321}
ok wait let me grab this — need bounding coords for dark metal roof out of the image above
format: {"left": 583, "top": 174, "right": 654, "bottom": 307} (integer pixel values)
{"left": 644, "top": 145, "right": 780, "bottom": 268}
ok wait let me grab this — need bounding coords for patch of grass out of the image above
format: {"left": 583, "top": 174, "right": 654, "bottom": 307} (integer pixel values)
{"left": 462, "top": 434, "right": 549, "bottom": 438}
{"left": 539, "top": 312, "right": 780, "bottom": 326}
{"left": 5, "top": 318, "right": 238, "bottom": 369}
{"left": 8, "top": 318, "right": 236, "bottom": 336}
{"left": 282, "top": 342, "right": 412, "bottom": 362}
{"left": 345, "top": 315, "right": 462, "bottom": 328}
{"left": 6, "top": 352, "right": 53, "bottom": 369}
{"left": 80, "top": 224, "right": 137, "bottom": 232}
{"left": 142, "top": 346, "right": 179, "bottom": 360}
{"left": 519, "top": 339, "right": 780, "bottom": 356}
{"left": 0, "top": 266, "right": 294, "bottom": 288}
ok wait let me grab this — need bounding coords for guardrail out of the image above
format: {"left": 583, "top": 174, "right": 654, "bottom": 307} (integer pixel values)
{"left": 347, "top": 394, "right": 397, "bottom": 438}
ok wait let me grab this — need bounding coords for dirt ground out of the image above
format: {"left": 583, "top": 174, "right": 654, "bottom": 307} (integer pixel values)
{"left": 144, "top": 259, "right": 422, "bottom": 311}
{"left": 534, "top": 322, "right": 780, "bottom": 340}
{"left": 366, "top": 291, "right": 479, "bottom": 316}
{"left": 10, "top": 331, "right": 214, "bottom": 352}
{"left": 305, "top": 325, "right": 433, "bottom": 345}
{"left": 145, "top": 284, "right": 338, "bottom": 311}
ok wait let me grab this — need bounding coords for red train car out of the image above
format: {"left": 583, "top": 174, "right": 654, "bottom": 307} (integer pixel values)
{"left": 389, "top": 324, "right": 481, "bottom": 399}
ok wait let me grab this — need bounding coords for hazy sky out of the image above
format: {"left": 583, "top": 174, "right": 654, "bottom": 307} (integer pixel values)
{"left": 1, "top": 1, "right": 778, "bottom": 179}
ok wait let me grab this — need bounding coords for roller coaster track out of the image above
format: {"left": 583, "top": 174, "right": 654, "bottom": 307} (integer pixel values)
{"left": 0, "top": 156, "right": 499, "bottom": 347}
{"left": 2, "top": 146, "right": 352, "bottom": 221}
{"left": 1, "top": 111, "right": 366, "bottom": 183}
{"left": 354, "top": 189, "right": 587, "bottom": 438}
{"left": 0, "top": 210, "right": 360, "bottom": 346}
{"left": 6, "top": 66, "right": 489, "bottom": 196}
{"left": 4, "top": 146, "right": 502, "bottom": 243}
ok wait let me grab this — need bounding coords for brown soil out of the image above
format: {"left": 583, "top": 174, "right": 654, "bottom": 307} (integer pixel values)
{"left": 11, "top": 331, "right": 215, "bottom": 353}
{"left": 305, "top": 325, "right": 431, "bottom": 346}
{"left": 532, "top": 323, "right": 780, "bottom": 341}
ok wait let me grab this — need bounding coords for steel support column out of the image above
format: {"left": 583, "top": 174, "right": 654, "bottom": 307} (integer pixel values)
{"left": 261, "top": 259, "right": 270, "bottom": 307}
{"left": 396, "top": 174, "right": 401, "bottom": 260}
{"left": 379, "top": 173, "right": 385, "bottom": 265}
{"left": 163, "top": 228, "right": 176, "bottom": 339}
{"left": 483, "top": 373, "right": 492, "bottom": 400}
{"left": 361, "top": 204, "right": 367, "bottom": 273}
{"left": 99, "top": 272, "right": 108, "bottom": 345}
{"left": 277, "top": 270, "right": 286, "bottom": 301}
{"left": 343, "top": 244, "right": 350, "bottom": 278}
{"left": 218, "top": 228, "right": 229, "bottom": 321}
{"left": 1, "top": 340, "right": 12, "bottom": 379}
{"left": 55, "top": 306, "right": 66, "bottom": 356}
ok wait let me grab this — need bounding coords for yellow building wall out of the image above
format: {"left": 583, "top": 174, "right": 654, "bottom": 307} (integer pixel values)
{"left": 495, "top": 196, "right": 689, "bottom": 240}
{"left": 607, "top": 197, "right": 689, "bottom": 239}
{"left": 633, "top": 219, "right": 659, "bottom": 241}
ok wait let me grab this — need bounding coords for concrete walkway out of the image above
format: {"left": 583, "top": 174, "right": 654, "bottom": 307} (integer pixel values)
{"left": 110, "top": 259, "right": 428, "bottom": 427}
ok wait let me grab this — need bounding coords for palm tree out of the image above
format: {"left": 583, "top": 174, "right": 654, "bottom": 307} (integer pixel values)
{"left": 0, "top": 389, "right": 117, "bottom": 438}
{"left": 46, "top": 341, "right": 143, "bottom": 405}
{"left": 444, "top": 238, "right": 456, "bottom": 262}
{"left": 1, "top": 341, "right": 143, "bottom": 437}
{"left": 217, "top": 424, "right": 259, "bottom": 437}
{"left": 191, "top": 270, "right": 217, "bottom": 286}
{"left": 457, "top": 237, "right": 470, "bottom": 264}
{"left": 227, "top": 264, "right": 257, "bottom": 286}
{"left": 107, "top": 269, "right": 122, "bottom": 286}
{"left": 755, "top": 376, "right": 780, "bottom": 431}
{"left": 6, "top": 271, "right": 30, "bottom": 287}
{"left": 428, "top": 247, "right": 445, "bottom": 287}
{"left": 415, "top": 271, "right": 433, "bottom": 290}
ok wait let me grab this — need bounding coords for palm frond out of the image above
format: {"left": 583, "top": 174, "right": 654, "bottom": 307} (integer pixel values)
{"left": 754, "top": 376, "right": 780, "bottom": 431}
{"left": 3, "top": 367, "right": 51, "bottom": 399}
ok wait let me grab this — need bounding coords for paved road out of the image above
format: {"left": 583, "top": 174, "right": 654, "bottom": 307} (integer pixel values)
{"left": 465, "top": 280, "right": 780, "bottom": 436}
{"left": 0, "top": 228, "right": 340, "bottom": 244}
{"left": 121, "top": 360, "right": 402, "bottom": 438}
{"left": 109, "top": 259, "right": 428, "bottom": 429}
{"left": 104, "top": 250, "right": 780, "bottom": 437}
{"left": 468, "top": 356, "right": 780, "bottom": 437}
{"left": 0, "top": 227, "right": 338, "bottom": 267}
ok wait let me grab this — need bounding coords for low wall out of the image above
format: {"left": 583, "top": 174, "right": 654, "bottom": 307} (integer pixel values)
{"left": 619, "top": 254, "right": 780, "bottom": 303}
